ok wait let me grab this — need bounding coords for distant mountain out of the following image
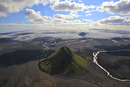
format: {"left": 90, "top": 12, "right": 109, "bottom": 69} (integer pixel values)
{"left": 79, "top": 32, "right": 87, "bottom": 36}
{"left": 38, "top": 46, "right": 89, "bottom": 76}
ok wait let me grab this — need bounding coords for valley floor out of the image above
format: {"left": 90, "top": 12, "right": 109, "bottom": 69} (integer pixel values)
{"left": 0, "top": 37, "right": 130, "bottom": 87}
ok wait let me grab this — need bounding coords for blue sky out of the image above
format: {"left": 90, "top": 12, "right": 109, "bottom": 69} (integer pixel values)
{"left": 0, "top": 0, "right": 130, "bottom": 33}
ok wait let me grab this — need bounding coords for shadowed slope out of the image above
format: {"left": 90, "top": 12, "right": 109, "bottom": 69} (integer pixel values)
{"left": 38, "top": 46, "right": 89, "bottom": 76}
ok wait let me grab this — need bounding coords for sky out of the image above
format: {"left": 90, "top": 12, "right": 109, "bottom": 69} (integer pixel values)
{"left": 0, "top": 0, "right": 130, "bottom": 33}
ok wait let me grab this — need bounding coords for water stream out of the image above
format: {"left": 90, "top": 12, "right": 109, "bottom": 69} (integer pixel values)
{"left": 93, "top": 49, "right": 130, "bottom": 82}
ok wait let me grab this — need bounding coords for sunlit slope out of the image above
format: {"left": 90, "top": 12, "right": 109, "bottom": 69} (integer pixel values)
{"left": 38, "top": 46, "right": 89, "bottom": 76}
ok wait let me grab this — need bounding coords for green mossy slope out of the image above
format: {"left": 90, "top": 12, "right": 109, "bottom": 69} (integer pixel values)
{"left": 38, "top": 46, "right": 89, "bottom": 76}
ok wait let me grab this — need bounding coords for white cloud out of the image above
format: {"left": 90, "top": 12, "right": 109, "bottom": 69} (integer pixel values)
{"left": 85, "top": 10, "right": 94, "bottom": 16}
{"left": 85, "top": 13, "right": 92, "bottom": 16}
{"left": 97, "top": 0, "right": 130, "bottom": 15}
{"left": 52, "top": 19, "right": 64, "bottom": 23}
{"left": 99, "top": 16, "right": 130, "bottom": 25}
{"left": 40, "top": 0, "right": 59, "bottom": 5}
{"left": 24, "top": 9, "right": 80, "bottom": 23}
{"left": 86, "top": 5, "right": 96, "bottom": 9}
{"left": 54, "top": 14, "right": 65, "bottom": 19}
{"left": 0, "top": 0, "right": 59, "bottom": 17}
{"left": 72, "top": 20, "right": 81, "bottom": 23}
{"left": 52, "top": 18, "right": 87, "bottom": 25}
{"left": 53, "top": 12, "right": 79, "bottom": 19}
{"left": 78, "top": 0, "right": 83, "bottom": 3}
{"left": 82, "top": 19, "right": 93, "bottom": 23}
{"left": 85, "top": 11, "right": 91, "bottom": 13}
{"left": 0, "top": 0, "right": 95, "bottom": 17}
{"left": 51, "top": 1, "right": 86, "bottom": 12}
{"left": 24, "top": 9, "right": 50, "bottom": 22}
{"left": 51, "top": 18, "right": 95, "bottom": 25}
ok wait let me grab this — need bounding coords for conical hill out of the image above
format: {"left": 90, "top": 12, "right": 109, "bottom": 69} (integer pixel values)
{"left": 38, "top": 46, "right": 89, "bottom": 76}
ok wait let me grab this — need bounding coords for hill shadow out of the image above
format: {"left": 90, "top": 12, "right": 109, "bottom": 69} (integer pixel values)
{"left": 0, "top": 50, "right": 55, "bottom": 67}
{"left": 0, "top": 38, "right": 16, "bottom": 43}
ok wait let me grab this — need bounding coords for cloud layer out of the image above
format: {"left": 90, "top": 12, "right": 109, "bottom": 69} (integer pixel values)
{"left": 51, "top": 1, "right": 86, "bottom": 11}
{"left": 24, "top": 9, "right": 50, "bottom": 22}
{"left": 24, "top": 8, "right": 130, "bottom": 26}
{"left": 97, "top": 0, "right": 130, "bottom": 15}
{"left": 24, "top": 8, "right": 80, "bottom": 23}
{"left": 99, "top": 16, "right": 130, "bottom": 25}
{"left": 53, "top": 12, "right": 79, "bottom": 19}
{"left": 0, "top": 0, "right": 130, "bottom": 32}
{"left": 0, "top": 0, "right": 59, "bottom": 17}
